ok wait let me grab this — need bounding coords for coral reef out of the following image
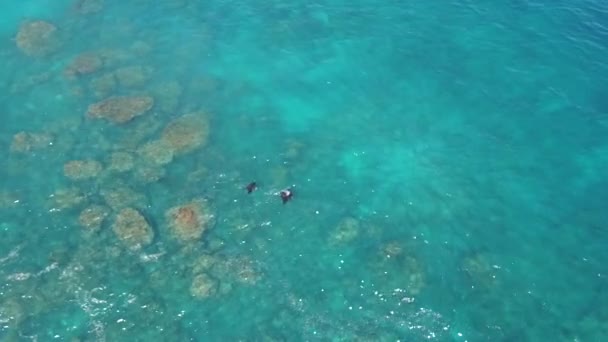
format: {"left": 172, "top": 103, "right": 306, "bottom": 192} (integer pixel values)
{"left": 137, "top": 139, "right": 174, "bottom": 165}
{"left": 130, "top": 40, "right": 152, "bottom": 56}
{"left": 64, "top": 52, "right": 103, "bottom": 78}
{"left": 90, "top": 73, "right": 116, "bottom": 98}
{"left": 212, "top": 256, "right": 261, "bottom": 285}
{"left": 96, "top": 48, "right": 133, "bottom": 68}
{"left": 165, "top": 199, "right": 213, "bottom": 242}
{"left": 114, "top": 115, "right": 162, "bottom": 149}
{"left": 15, "top": 20, "right": 60, "bottom": 57}
{"left": 114, "top": 65, "right": 153, "bottom": 88}
{"left": 152, "top": 81, "right": 182, "bottom": 113}
{"left": 78, "top": 204, "right": 109, "bottom": 232}
{"left": 63, "top": 160, "right": 103, "bottom": 180}
{"left": 134, "top": 166, "right": 165, "bottom": 184}
{"left": 112, "top": 208, "right": 154, "bottom": 248}
{"left": 74, "top": 0, "right": 104, "bottom": 14}
{"left": 9, "top": 131, "right": 53, "bottom": 153}
{"left": 403, "top": 256, "right": 426, "bottom": 295}
{"left": 161, "top": 113, "right": 210, "bottom": 154}
{"left": 329, "top": 217, "right": 360, "bottom": 244}
{"left": 100, "top": 185, "right": 146, "bottom": 210}
{"left": 107, "top": 151, "right": 135, "bottom": 172}
{"left": 10, "top": 72, "right": 52, "bottom": 94}
{"left": 230, "top": 257, "right": 260, "bottom": 285}
{"left": 0, "top": 191, "right": 21, "bottom": 208}
{"left": 190, "top": 273, "right": 218, "bottom": 299}
{"left": 192, "top": 254, "right": 219, "bottom": 274}
{"left": 86, "top": 95, "right": 154, "bottom": 124}
{"left": 382, "top": 242, "right": 403, "bottom": 258}
{"left": 462, "top": 253, "right": 497, "bottom": 289}
{"left": 48, "top": 188, "right": 86, "bottom": 210}
{"left": 284, "top": 140, "right": 305, "bottom": 159}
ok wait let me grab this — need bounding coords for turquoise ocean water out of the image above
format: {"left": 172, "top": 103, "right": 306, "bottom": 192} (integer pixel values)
{"left": 1, "top": 0, "right": 607, "bottom": 340}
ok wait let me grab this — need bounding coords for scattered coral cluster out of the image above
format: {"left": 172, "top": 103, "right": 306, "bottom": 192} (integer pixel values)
{"left": 6, "top": 8, "right": 267, "bottom": 310}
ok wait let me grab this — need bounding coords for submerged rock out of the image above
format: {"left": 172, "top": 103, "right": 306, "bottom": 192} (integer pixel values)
{"left": 15, "top": 20, "right": 61, "bottom": 57}
{"left": 113, "top": 208, "right": 154, "bottom": 248}
{"left": 86, "top": 96, "right": 154, "bottom": 124}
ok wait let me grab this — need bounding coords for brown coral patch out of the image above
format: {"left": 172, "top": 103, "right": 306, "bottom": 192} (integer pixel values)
{"left": 15, "top": 20, "right": 60, "bottom": 57}
{"left": 161, "top": 113, "right": 209, "bottom": 154}
{"left": 86, "top": 96, "right": 154, "bottom": 124}
{"left": 112, "top": 208, "right": 154, "bottom": 248}
{"left": 165, "top": 199, "right": 213, "bottom": 242}
{"left": 64, "top": 160, "right": 102, "bottom": 180}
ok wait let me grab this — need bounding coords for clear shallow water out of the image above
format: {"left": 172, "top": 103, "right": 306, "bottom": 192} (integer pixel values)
{"left": 1, "top": 0, "right": 607, "bottom": 340}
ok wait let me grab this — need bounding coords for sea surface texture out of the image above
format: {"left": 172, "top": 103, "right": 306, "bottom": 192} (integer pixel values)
{"left": 1, "top": 0, "right": 607, "bottom": 341}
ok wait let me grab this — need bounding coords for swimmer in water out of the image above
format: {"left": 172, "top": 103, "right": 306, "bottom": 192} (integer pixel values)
{"left": 279, "top": 188, "right": 293, "bottom": 204}
{"left": 245, "top": 182, "right": 257, "bottom": 194}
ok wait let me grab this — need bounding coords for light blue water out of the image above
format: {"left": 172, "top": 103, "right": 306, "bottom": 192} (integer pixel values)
{"left": 1, "top": 0, "right": 608, "bottom": 340}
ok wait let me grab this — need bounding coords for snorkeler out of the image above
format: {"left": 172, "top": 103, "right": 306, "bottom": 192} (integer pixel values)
{"left": 279, "top": 188, "right": 293, "bottom": 204}
{"left": 245, "top": 182, "right": 257, "bottom": 194}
